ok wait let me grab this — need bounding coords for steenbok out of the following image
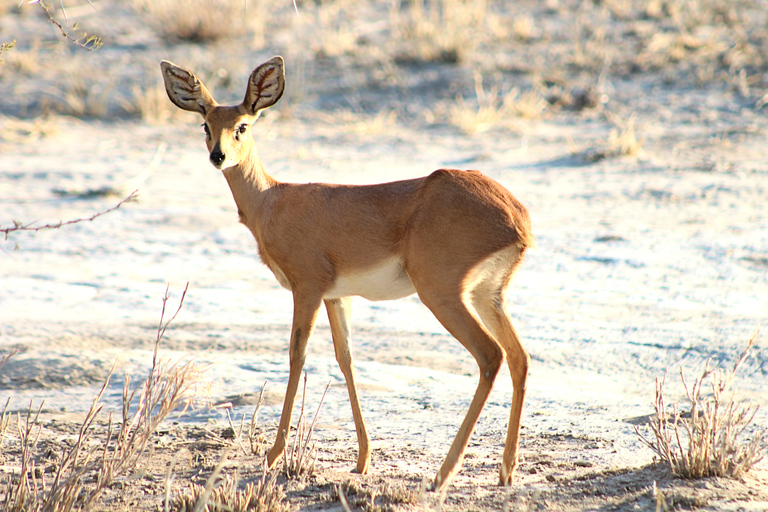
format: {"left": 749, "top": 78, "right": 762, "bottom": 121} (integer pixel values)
{"left": 161, "top": 56, "right": 533, "bottom": 489}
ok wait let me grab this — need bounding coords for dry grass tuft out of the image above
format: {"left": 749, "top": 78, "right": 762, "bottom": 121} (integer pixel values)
{"left": 0, "top": 284, "right": 204, "bottom": 512}
{"left": 607, "top": 114, "right": 641, "bottom": 156}
{"left": 338, "top": 479, "right": 420, "bottom": 512}
{"left": 171, "top": 460, "right": 289, "bottom": 512}
{"left": 283, "top": 375, "right": 330, "bottom": 480}
{"left": 0, "top": 116, "right": 60, "bottom": 144}
{"left": 53, "top": 57, "right": 115, "bottom": 118}
{"left": 582, "top": 114, "right": 642, "bottom": 161}
{"left": 636, "top": 330, "right": 767, "bottom": 479}
{"left": 131, "top": 0, "right": 249, "bottom": 43}
{"left": 449, "top": 72, "right": 547, "bottom": 134}
{"left": 132, "top": 82, "right": 198, "bottom": 125}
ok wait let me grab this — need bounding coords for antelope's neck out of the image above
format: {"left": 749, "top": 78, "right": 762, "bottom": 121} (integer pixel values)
{"left": 221, "top": 150, "right": 277, "bottom": 229}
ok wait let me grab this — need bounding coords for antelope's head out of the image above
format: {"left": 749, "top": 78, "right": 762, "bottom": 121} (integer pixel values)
{"left": 160, "top": 56, "right": 285, "bottom": 170}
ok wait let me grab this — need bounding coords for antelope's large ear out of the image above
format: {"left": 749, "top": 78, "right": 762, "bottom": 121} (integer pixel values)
{"left": 160, "top": 61, "right": 216, "bottom": 115}
{"left": 242, "top": 56, "right": 285, "bottom": 116}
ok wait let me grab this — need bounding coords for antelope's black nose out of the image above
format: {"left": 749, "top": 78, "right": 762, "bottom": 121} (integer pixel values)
{"left": 210, "top": 150, "right": 225, "bottom": 167}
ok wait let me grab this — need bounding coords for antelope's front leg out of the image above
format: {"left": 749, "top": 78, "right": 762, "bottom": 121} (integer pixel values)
{"left": 325, "top": 297, "right": 371, "bottom": 474}
{"left": 267, "top": 293, "right": 323, "bottom": 468}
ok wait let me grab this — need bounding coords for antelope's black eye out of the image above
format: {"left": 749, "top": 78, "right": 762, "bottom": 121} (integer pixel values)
{"left": 202, "top": 123, "right": 210, "bottom": 137}
{"left": 238, "top": 124, "right": 247, "bottom": 134}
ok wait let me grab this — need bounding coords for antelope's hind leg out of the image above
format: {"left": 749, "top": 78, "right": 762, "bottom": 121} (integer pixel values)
{"left": 471, "top": 256, "right": 529, "bottom": 485}
{"left": 411, "top": 272, "right": 505, "bottom": 489}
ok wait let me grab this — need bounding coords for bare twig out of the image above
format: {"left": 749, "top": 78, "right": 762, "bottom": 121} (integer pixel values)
{"left": 1, "top": 189, "right": 138, "bottom": 239}
{"left": 0, "top": 349, "right": 19, "bottom": 371}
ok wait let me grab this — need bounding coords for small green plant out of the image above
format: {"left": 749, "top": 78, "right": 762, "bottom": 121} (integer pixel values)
{"left": 637, "top": 331, "right": 766, "bottom": 479}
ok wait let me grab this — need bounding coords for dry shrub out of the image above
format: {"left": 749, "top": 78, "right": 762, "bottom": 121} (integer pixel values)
{"left": 637, "top": 331, "right": 767, "bottom": 479}
{"left": 61, "top": 77, "right": 114, "bottom": 118}
{"left": 0, "top": 285, "right": 204, "bottom": 512}
{"left": 45, "top": 55, "right": 116, "bottom": 118}
{"left": 390, "top": 0, "right": 487, "bottom": 64}
{"left": 296, "top": 0, "right": 359, "bottom": 58}
{"left": 132, "top": 0, "right": 248, "bottom": 43}
{"left": 283, "top": 375, "right": 330, "bottom": 480}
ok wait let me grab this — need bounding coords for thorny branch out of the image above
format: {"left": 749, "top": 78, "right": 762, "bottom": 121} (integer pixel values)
{"left": 1, "top": 189, "right": 138, "bottom": 240}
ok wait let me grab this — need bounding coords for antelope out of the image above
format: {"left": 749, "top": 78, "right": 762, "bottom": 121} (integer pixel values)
{"left": 160, "top": 56, "right": 534, "bottom": 490}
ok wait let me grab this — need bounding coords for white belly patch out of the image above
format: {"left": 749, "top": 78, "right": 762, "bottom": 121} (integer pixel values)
{"left": 324, "top": 256, "right": 416, "bottom": 301}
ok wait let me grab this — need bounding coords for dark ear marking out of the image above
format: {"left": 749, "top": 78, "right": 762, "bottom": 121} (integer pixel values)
{"left": 250, "top": 67, "right": 276, "bottom": 113}
{"left": 243, "top": 56, "right": 286, "bottom": 116}
{"left": 160, "top": 60, "right": 216, "bottom": 115}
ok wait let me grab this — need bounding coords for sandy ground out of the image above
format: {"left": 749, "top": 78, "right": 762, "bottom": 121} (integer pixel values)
{"left": 2, "top": 0, "right": 768, "bottom": 510}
